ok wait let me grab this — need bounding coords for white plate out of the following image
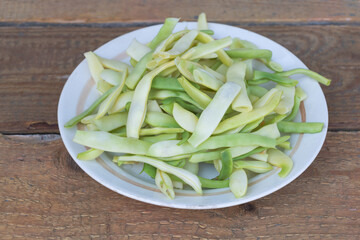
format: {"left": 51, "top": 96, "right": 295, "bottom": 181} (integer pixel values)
{"left": 58, "top": 22, "right": 328, "bottom": 209}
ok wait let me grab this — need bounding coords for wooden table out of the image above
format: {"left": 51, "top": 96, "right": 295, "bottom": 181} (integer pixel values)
{"left": 1, "top": 1, "right": 359, "bottom": 239}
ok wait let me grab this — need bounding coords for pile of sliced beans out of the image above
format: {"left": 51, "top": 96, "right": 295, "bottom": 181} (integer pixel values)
{"left": 65, "top": 13, "right": 331, "bottom": 199}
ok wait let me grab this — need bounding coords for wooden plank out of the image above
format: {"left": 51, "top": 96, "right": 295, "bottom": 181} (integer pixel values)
{"left": 0, "top": 25, "right": 359, "bottom": 133}
{"left": 0, "top": 132, "right": 359, "bottom": 239}
{"left": 1, "top": 0, "right": 359, "bottom": 24}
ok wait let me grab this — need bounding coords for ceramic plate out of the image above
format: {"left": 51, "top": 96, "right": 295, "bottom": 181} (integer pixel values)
{"left": 58, "top": 22, "right": 328, "bottom": 209}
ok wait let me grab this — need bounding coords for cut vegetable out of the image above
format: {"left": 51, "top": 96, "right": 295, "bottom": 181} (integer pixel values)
{"left": 172, "top": 102, "right": 199, "bottom": 132}
{"left": 229, "top": 169, "right": 248, "bottom": 198}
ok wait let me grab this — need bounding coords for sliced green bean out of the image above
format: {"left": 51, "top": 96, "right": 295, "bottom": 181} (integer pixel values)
{"left": 141, "top": 133, "right": 178, "bottom": 143}
{"left": 64, "top": 86, "right": 115, "bottom": 128}
{"left": 233, "top": 147, "right": 267, "bottom": 161}
{"left": 240, "top": 118, "right": 264, "bottom": 133}
{"left": 140, "top": 127, "right": 184, "bottom": 136}
{"left": 142, "top": 163, "right": 156, "bottom": 178}
{"left": 226, "top": 48, "right": 272, "bottom": 61}
{"left": 177, "top": 76, "right": 212, "bottom": 108}
{"left": 148, "top": 18, "right": 180, "bottom": 49}
{"left": 253, "top": 71, "right": 298, "bottom": 87}
{"left": 177, "top": 131, "right": 191, "bottom": 146}
{"left": 217, "top": 149, "right": 233, "bottom": 180}
{"left": 125, "top": 51, "right": 153, "bottom": 89}
{"left": 77, "top": 148, "right": 104, "bottom": 160}
{"left": 145, "top": 112, "right": 180, "bottom": 128}
{"left": 198, "top": 176, "right": 229, "bottom": 189}
{"left": 283, "top": 96, "right": 301, "bottom": 121}
{"left": 149, "top": 89, "right": 203, "bottom": 109}
{"left": 277, "top": 68, "right": 331, "bottom": 86}
{"left": 267, "top": 148, "right": 293, "bottom": 177}
{"left": 155, "top": 169, "right": 175, "bottom": 199}
{"left": 234, "top": 160, "right": 273, "bottom": 173}
{"left": 248, "top": 85, "right": 268, "bottom": 98}
{"left": 152, "top": 76, "right": 184, "bottom": 91}
{"left": 126, "top": 39, "right": 152, "bottom": 61}
{"left": 197, "top": 12, "right": 208, "bottom": 30}
{"left": 92, "top": 112, "right": 128, "bottom": 131}
{"left": 229, "top": 169, "right": 247, "bottom": 198}
{"left": 277, "top": 121, "right": 324, "bottom": 133}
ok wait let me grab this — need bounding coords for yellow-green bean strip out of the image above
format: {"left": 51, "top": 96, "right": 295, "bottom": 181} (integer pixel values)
{"left": 77, "top": 148, "right": 104, "bottom": 160}
{"left": 197, "top": 12, "right": 208, "bottom": 30}
{"left": 214, "top": 91, "right": 282, "bottom": 134}
{"left": 115, "top": 155, "right": 202, "bottom": 194}
{"left": 229, "top": 169, "right": 247, "bottom": 198}
{"left": 277, "top": 68, "right": 331, "bottom": 86}
{"left": 84, "top": 51, "right": 104, "bottom": 83}
{"left": 108, "top": 91, "right": 133, "bottom": 114}
{"left": 217, "top": 149, "right": 233, "bottom": 180}
{"left": 149, "top": 89, "right": 203, "bottom": 109}
{"left": 196, "top": 32, "right": 233, "bottom": 66}
{"left": 267, "top": 148, "right": 293, "bottom": 177}
{"left": 152, "top": 76, "right": 184, "bottom": 91}
{"left": 253, "top": 71, "right": 298, "bottom": 87}
{"left": 199, "top": 29, "right": 214, "bottom": 35}
{"left": 183, "top": 36, "right": 232, "bottom": 60}
{"left": 193, "top": 68, "right": 224, "bottom": 90}
{"left": 148, "top": 18, "right": 180, "bottom": 50}
{"left": 274, "top": 85, "right": 295, "bottom": 115}
{"left": 240, "top": 118, "right": 264, "bottom": 133}
{"left": 141, "top": 133, "right": 178, "bottom": 143}
{"left": 159, "top": 65, "right": 178, "bottom": 77}
{"left": 96, "top": 54, "right": 131, "bottom": 72}
{"left": 203, "top": 65, "right": 225, "bottom": 82}
{"left": 127, "top": 61, "right": 175, "bottom": 138}
{"left": 145, "top": 112, "right": 180, "bottom": 128}
{"left": 276, "top": 135, "right": 291, "bottom": 145}
{"left": 233, "top": 160, "right": 273, "bottom": 173}
{"left": 277, "top": 121, "right": 324, "bottom": 133}
{"left": 249, "top": 152, "right": 268, "bottom": 162}
{"left": 147, "top": 100, "right": 162, "bottom": 112}
{"left": 173, "top": 103, "right": 198, "bottom": 133}
{"left": 177, "top": 131, "right": 191, "bottom": 146}
{"left": 64, "top": 87, "right": 115, "bottom": 128}
{"left": 100, "top": 69, "right": 122, "bottom": 86}
{"left": 125, "top": 51, "right": 153, "bottom": 89}
{"left": 226, "top": 48, "right": 272, "bottom": 61}
{"left": 81, "top": 114, "right": 96, "bottom": 124}
{"left": 142, "top": 163, "right": 156, "bottom": 178}
{"left": 198, "top": 133, "right": 276, "bottom": 150}
{"left": 210, "top": 60, "right": 222, "bottom": 70}
{"left": 283, "top": 96, "right": 301, "bottom": 121}
{"left": 248, "top": 86, "right": 268, "bottom": 98}
{"left": 153, "top": 30, "right": 189, "bottom": 57}
{"left": 165, "top": 30, "right": 199, "bottom": 57}
{"left": 92, "top": 112, "right": 128, "bottom": 131}
{"left": 261, "top": 60, "right": 283, "bottom": 73}
{"left": 155, "top": 169, "right": 175, "bottom": 199}
{"left": 96, "top": 69, "right": 127, "bottom": 119}
{"left": 148, "top": 140, "right": 198, "bottom": 157}
{"left": 247, "top": 79, "right": 269, "bottom": 85}
{"left": 126, "top": 39, "right": 152, "bottom": 61}
{"left": 177, "top": 76, "right": 212, "bottom": 108}
{"left": 167, "top": 159, "right": 186, "bottom": 167}
{"left": 278, "top": 141, "right": 291, "bottom": 150}
{"left": 160, "top": 102, "right": 173, "bottom": 115}
{"left": 199, "top": 176, "right": 229, "bottom": 189}
{"left": 263, "top": 114, "right": 287, "bottom": 125}
{"left": 140, "top": 127, "right": 184, "bottom": 136}
{"left": 188, "top": 82, "right": 241, "bottom": 147}
{"left": 233, "top": 147, "right": 267, "bottom": 161}
{"left": 73, "top": 131, "right": 151, "bottom": 154}
{"left": 295, "top": 86, "right": 307, "bottom": 101}
{"left": 226, "top": 62, "right": 252, "bottom": 112}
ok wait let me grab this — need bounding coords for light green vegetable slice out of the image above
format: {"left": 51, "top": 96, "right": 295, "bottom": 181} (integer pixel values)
{"left": 240, "top": 118, "right": 264, "bottom": 133}
{"left": 155, "top": 169, "right": 175, "bottom": 199}
{"left": 141, "top": 133, "right": 178, "bottom": 143}
{"left": 96, "top": 54, "right": 131, "bottom": 72}
{"left": 77, "top": 148, "right": 104, "bottom": 160}
{"left": 64, "top": 86, "right": 115, "bottom": 128}
{"left": 140, "top": 127, "right": 184, "bottom": 136}
{"left": 108, "top": 91, "right": 134, "bottom": 114}
{"left": 217, "top": 149, "right": 233, "bottom": 180}
{"left": 145, "top": 112, "right": 180, "bottom": 128}
{"left": 203, "top": 65, "right": 226, "bottom": 82}
{"left": 233, "top": 160, "right": 273, "bottom": 173}
{"left": 277, "top": 121, "right": 324, "bottom": 133}
{"left": 249, "top": 152, "right": 268, "bottom": 162}
{"left": 183, "top": 36, "right": 232, "bottom": 61}
{"left": 148, "top": 18, "right": 180, "bottom": 50}
{"left": 253, "top": 123, "right": 281, "bottom": 139}
{"left": 92, "top": 112, "right": 128, "bottom": 131}
{"left": 100, "top": 69, "right": 122, "bottom": 86}
{"left": 165, "top": 30, "right": 198, "bottom": 57}
{"left": 152, "top": 76, "right": 184, "bottom": 91}
{"left": 193, "top": 68, "right": 223, "bottom": 90}
{"left": 73, "top": 131, "right": 151, "bottom": 154}
{"left": 188, "top": 82, "right": 241, "bottom": 147}
{"left": 252, "top": 71, "right": 298, "bottom": 87}
{"left": 229, "top": 169, "right": 248, "bottom": 198}
{"left": 177, "top": 131, "right": 191, "bottom": 146}
{"left": 147, "top": 100, "right": 162, "bottom": 112}
{"left": 197, "top": 12, "right": 208, "bottom": 30}
{"left": 126, "top": 39, "right": 152, "bottom": 61}
{"left": 172, "top": 102, "right": 199, "bottom": 132}
{"left": 96, "top": 69, "right": 127, "bottom": 119}
{"left": 214, "top": 90, "right": 282, "bottom": 134}
{"left": 127, "top": 61, "right": 175, "bottom": 138}
{"left": 283, "top": 96, "right": 301, "bottom": 122}
{"left": 177, "top": 76, "right": 212, "bottom": 108}
{"left": 115, "top": 155, "right": 202, "bottom": 194}
{"left": 274, "top": 85, "right": 295, "bottom": 115}
{"left": 295, "top": 86, "right": 307, "bottom": 101}
{"left": 248, "top": 86, "right": 268, "bottom": 98}
{"left": 267, "top": 148, "right": 293, "bottom": 177}
{"left": 253, "top": 88, "right": 280, "bottom": 108}
{"left": 196, "top": 32, "right": 233, "bottom": 66}
{"left": 84, "top": 51, "right": 104, "bottom": 83}
{"left": 149, "top": 89, "right": 203, "bottom": 109}
{"left": 226, "top": 62, "right": 252, "bottom": 112}
{"left": 125, "top": 51, "right": 153, "bottom": 89}
{"left": 183, "top": 161, "right": 199, "bottom": 175}
{"left": 226, "top": 48, "right": 272, "bottom": 61}
{"left": 277, "top": 68, "right": 332, "bottom": 86}
{"left": 148, "top": 140, "right": 197, "bottom": 158}
{"left": 199, "top": 177, "right": 229, "bottom": 189}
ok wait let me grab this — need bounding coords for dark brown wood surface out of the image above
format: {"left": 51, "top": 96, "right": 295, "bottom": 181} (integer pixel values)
{"left": 1, "top": 0, "right": 359, "bottom": 239}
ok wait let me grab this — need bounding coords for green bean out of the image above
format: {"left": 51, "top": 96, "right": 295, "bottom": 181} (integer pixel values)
{"left": 197, "top": 12, "right": 208, "bottom": 30}
{"left": 145, "top": 112, "right": 180, "bottom": 128}
{"left": 152, "top": 76, "right": 185, "bottom": 91}
{"left": 253, "top": 71, "right": 298, "bottom": 87}
{"left": 276, "top": 68, "right": 331, "bottom": 86}
{"left": 263, "top": 114, "right": 287, "bottom": 125}
{"left": 283, "top": 96, "right": 301, "bottom": 121}
{"left": 198, "top": 176, "right": 229, "bottom": 189}
{"left": 177, "top": 131, "right": 191, "bottom": 146}
{"left": 233, "top": 160, "right": 273, "bottom": 173}
{"left": 217, "top": 149, "right": 233, "bottom": 180}
{"left": 277, "top": 121, "right": 324, "bottom": 133}
{"left": 64, "top": 86, "right": 115, "bottom": 128}
{"left": 199, "top": 29, "right": 214, "bottom": 35}
{"left": 149, "top": 89, "right": 203, "bottom": 109}
{"left": 183, "top": 36, "right": 232, "bottom": 60}
{"left": 226, "top": 48, "right": 272, "bottom": 61}
{"left": 177, "top": 76, "right": 212, "bottom": 108}
{"left": 140, "top": 127, "right": 184, "bottom": 136}
{"left": 77, "top": 148, "right": 104, "bottom": 161}
{"left": 148, "top": 18, "right": 180, "bottom": 49}
{"left": 141, "top": 133, "right": 178, "bottom": 143}
{"left": 92, "top": 112, "right": 128, "bottom": 131}
{"left": 278, "top": 141, "right": 291, "bottom": 150}
{"left": 240, "top": 118, "right": 264, "bottom": 133}
{"left": 229, "top": 169, "right": 247, "bottom": 198}
{"left": 233, "top": 147, "right": 267, "bottom": 161}
{"left": 126, "top": 39, "right": 152, "bottom": 61}
{"left": 276, "top": 135, "right": 291, "bottom": 145}
{"left": 142, "top": 163, "right": 156, "bottom": 178}
{"left": 125, "top": 51, "right": 153, "bottom": 89}
{"left": 267, "top": 148, "right": 293, "bottom": 177}
{"left": 248, "top": 86, "right": 268, "bottom": 98}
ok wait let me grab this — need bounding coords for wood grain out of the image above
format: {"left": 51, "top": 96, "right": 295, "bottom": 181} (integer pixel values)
{"left": 0, "top": 132, "right": 359, "bottom": 239}
{"left": 1, "top": 0, "right": 359, "bottom": 24}
{"left": 0, "top": 25, "right": 359, "bottom": 133}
